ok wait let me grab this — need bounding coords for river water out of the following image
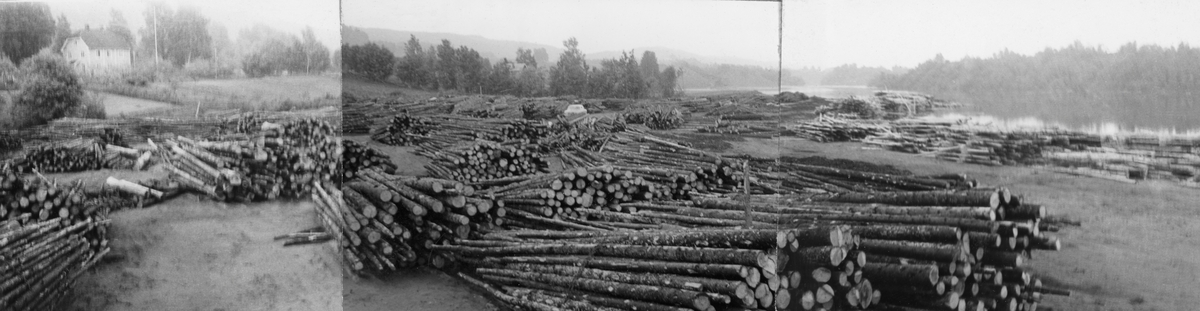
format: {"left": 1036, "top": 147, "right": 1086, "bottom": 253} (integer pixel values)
{"left": 710, "top": 85, "right": 1200, "bottom": 134}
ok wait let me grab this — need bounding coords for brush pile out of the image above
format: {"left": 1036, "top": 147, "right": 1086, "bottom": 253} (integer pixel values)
{"left": 372, "top": 113, "right": 436, "bottom": 146}
{"left": 421, "top": 142, "right": 548, "bottom": 183}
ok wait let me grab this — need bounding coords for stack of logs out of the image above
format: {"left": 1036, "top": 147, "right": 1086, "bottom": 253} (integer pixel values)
{"left": 341, "top": 140, "right": 397, "bottom": 180}
{"left": 0, "top": 169, "right": 112, "bottom": 311}
{"left": 439, "top": 226, "right": 875, "bottom": 311}
{"left": 311, "top": 168, "right": 500, "bottom": 274}
{"left": 10, "top": 145, "right": 103, "bottom": 173}
{"left": 421, "top": 142, "right": 548, "bottom": 183}
{"left": 624, "top": 109, "right": 685, "bottom": 130}
{"left": 159, "top": 119, "right": 341, "bottom": 202}
{"left": 774, "top": 160, "right": 975, "bottom": 194}
{"left": 789, "top": 118, "right": 889, "bottom": 142}
{"left": 372, "top": 113, "right": 436, "bottom": 146}
{"left": 486, "top": 166, "right": 660, "bottom": 223}
{"left": 600, "top": 134, "right": 754, "bottom": 198}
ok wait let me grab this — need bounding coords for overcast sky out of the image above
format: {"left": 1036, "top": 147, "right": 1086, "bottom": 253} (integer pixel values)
{"left": 42, "top": 0, "right": 340, "bottom": 49}
{"left": 790, "top": 0, "right": 1200, "bottom": 69}
{"left": 343, "top": 0, "right": 782, "bottom": 67}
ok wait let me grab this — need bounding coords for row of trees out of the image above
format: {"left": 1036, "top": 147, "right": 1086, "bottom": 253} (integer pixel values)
{"left": 870, "top": 42, "right": 1200, "bottom": 128}
{"left": 0, "top": 2, "right": 333, "bottom": 78}
{"left": 346, "top": 36, "right": 683, "bottom": 99}
{"left": 547, "top": 38, "right": 680, "bottom": 98}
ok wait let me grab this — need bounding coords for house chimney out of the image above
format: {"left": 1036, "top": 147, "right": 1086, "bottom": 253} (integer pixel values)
{"left": 85, "top": 24, "right": 90, "bottom": 30}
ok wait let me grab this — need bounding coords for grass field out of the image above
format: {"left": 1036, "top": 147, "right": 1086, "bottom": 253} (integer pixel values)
{"left": 91, "top": 75, "right": 340, "bottom": 118}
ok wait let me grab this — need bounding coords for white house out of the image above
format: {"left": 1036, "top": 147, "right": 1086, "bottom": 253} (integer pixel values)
{"left": 60, "top": 29, "right": 132, "bottom": 76}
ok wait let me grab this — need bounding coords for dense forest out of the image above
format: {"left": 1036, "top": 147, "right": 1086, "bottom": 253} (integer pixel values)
{"left": 871, "top": 42, "right": 1200, "bottom": 129}
{"left": 346, "top": 36, "right": 682, "bottom": 98}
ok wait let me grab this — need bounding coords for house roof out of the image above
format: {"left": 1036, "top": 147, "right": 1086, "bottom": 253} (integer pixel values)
{"left": 75, "top": 29, "right": 131, "bottom": 51}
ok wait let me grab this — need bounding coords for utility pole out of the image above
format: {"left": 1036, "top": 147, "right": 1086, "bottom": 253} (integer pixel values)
{"left": 778, "top": 0, "right": 783, "bottom": 94}
{"left": 153, "top": 7, "right": 159, "bottom": 65}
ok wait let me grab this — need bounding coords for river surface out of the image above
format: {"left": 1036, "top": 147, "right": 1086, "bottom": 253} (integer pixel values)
{"left": 727, "top": 85, "right": 1200, "bottom": 134}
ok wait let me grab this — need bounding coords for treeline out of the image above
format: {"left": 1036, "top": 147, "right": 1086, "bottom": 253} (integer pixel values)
{"left": 241, "top": 27, "right": 332, "bottom": 77}
{"left": 821, "top": 64, "right": 906, "bottom": 86}
{"left": 674, "top": 61, "right": 803, "bottom": 89}
{"left": 870, "top": 42, "right": 1200, "bottom": 128}
{"left": 344, "top": 36, "right": 682, "bottom": 98}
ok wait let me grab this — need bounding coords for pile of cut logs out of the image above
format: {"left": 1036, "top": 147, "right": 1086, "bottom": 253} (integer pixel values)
{"left": 600, "top": 133, "right": 757, "bottom": 198}
{"left": 159, "top": 119, "right": 341, "bottom": 202}
{"left": 9, "top": 145, "right": 103, "bottom": 174}
{"left": 421, "top": 142, "right": 548, "bottom": 183}
{"left": 788, "top": 117, "right": 889, "bottom": 143}
{"left": 372, "top": 114, "right": 436, "bottom": 146}
{"left": 773, "top": 160, "right": 975, "bottom": 194}
{"left": 341, "top": 140, "right": 397, "bottom": 180}
{"left": 311, "top": 168, "right": 500, "bottom": 274}
{"left": 0, "top": 169, "right": 112, "bottom": 311}
{"left": 441, "top": 226, "right": 871, "bottom": 311}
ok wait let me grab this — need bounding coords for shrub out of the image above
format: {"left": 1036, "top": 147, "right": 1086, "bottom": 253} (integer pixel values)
{"left": 0, "top": 56, "right": 16, "bottom": 90}
{"left": 75, "top": 92, "right": 107, "bottom": 119}
{"left": 14, "top": 52, "right": 83, "bottom": 127}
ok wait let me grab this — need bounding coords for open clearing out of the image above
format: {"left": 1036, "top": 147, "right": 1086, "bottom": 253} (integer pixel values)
{"left": 48, "top": 168, "right": 342, "bottom": 311}
{"left": 177, "top": 75, "right": 340, "bottom": 102}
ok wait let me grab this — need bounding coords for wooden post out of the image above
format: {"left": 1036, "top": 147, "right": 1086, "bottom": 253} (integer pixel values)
{"left": 743, "top": 160, "right": 752, "bottom": 227}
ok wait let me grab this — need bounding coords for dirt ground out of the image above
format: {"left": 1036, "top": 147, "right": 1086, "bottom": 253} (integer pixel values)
{"left": 46, "top": 169, "right": 342, "bottom": 311}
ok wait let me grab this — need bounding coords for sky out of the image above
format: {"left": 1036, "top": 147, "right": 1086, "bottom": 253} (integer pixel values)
{"left": 342, "top": 0, "right": 783, "bottom": 68}
{"left": 40, "top": 0, "right": 340, "bottom": 49}
{"left": 789, "top": 0, "right": 1200, "bottom": 69}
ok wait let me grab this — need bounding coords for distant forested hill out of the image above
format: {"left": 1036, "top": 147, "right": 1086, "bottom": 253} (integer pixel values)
{"left": 870, "top": 42, "right": 1200, "bottom": 128}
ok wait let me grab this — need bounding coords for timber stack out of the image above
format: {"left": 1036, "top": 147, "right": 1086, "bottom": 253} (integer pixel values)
{"left": 788, "top": 117, "right": 889, "bottom": 143}
{"left": 772, "top": 158, "right": 975, "bottom": 194}
{"left": 624, "top": 109, "right": 685, "bottom": 130}
{"left": 9, "top": 145, "right": 103, "bottom": 174}
{"left": 786, "top": 188, "right": 1072, "bottom": 311}
{"left": 372, "top": 113, "right": 436, "bottom": 146}
{"left": 0, "top": 168, "right": 113, "bottom": 311}
{"left": 311, "top": 167, "right": 500, "bottom": 274}
{"left": 486, "top": 166, "right": 661, "bottom": 221}
{"left": 600, "top": 133, "right": 756, "bottom": 198}
{"left": 341, "top": 140, "right": 397, "bottom": 180}
{"left": 421, "top": 142, "right": 548, "bottom": 183}
{"left": 158, "top": 118, "right": 341, "bottom": 202}
{"left": 439, "top": 226, "right": 877, "bottom": 311}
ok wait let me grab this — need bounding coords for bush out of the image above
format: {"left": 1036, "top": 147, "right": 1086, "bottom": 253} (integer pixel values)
{"left": 75, "top": 92, "right": 107, "bottom": 119}
{"left": 0, "top": 56, "right": 16, "bottom": 90}
{"left": 14, "top": 52, "right": 83, "bottom": 127}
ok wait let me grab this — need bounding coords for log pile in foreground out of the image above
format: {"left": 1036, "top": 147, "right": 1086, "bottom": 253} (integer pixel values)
{"left": 158, "top": 119, "right": 341, "bottom": 202}
{"left": 1, "top": 169, "right": 113, "bottom": 311}
{"left": 600, "top": 133, "right": 756, "bottom": 198}
{"left": 440, "top": 226, "right": 877, "bottom": 311}
{"left": 312, "top": 167, "right": 499, "bottom": 275}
